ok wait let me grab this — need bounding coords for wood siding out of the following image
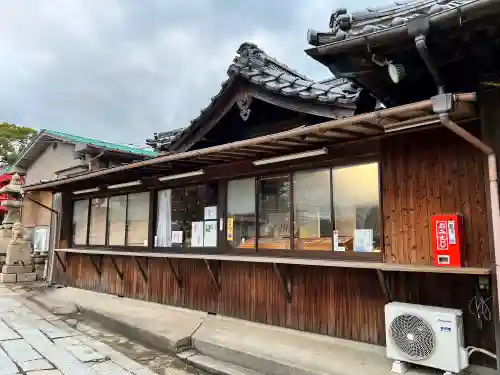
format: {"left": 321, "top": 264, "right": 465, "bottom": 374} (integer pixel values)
{"left": 382, "top": 127, "right": 491, "bottom": 267}
{"left": 53, "top": 254, "right": 495, "bottom": 367}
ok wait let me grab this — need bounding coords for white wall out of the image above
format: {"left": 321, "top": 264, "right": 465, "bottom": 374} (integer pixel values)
{"left": 24, "top": 143, "right": 82, "bottom": 185}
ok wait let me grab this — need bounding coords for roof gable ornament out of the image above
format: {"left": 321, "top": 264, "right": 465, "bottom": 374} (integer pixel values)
{"left": 236, "top": 93, "right": 252, "bottom": 121}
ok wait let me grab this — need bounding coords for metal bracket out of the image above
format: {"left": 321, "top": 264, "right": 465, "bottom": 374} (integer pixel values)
{"left": 89, "top": 256, "right": 102, "bottom": 277}
{"left": 133, "top": 257, "right": 148, "bottom": 283}
{"left": 204, "top": 260, "right": 221, "bottom": 292}
{"left": 165, "top": 258, "right": 182, "bottom": 288}
{"left": 273, "top": 263, "right": 292, "bottom": 303}
{"left": 431, "top": 93, "right": 453, "bottom": 114}
{"left": 376, "top": 269, "right": 392, "bottom": 302}
{"left": 54, "top": 252, "right": 67, "bottom": 273}
{"left": 109, "top": 257, "right": 123, "bottom": 280}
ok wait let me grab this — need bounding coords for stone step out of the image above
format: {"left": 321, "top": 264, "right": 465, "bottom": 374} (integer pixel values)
{"left": 178, "top": 350, "right": 262, "bottom": 375}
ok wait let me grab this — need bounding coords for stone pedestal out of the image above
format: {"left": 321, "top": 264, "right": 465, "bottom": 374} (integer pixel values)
{"left": 0, "top": 225, "right": 35, "bottom": 283}
{"left": 0, "top": 174, "right": 36, "bottom": 283}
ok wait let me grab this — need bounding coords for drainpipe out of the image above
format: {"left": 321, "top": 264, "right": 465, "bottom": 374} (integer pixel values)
{"left": 433, "top": 94, "right": 500, "bottom": 367}
{"left": 409, "top": 14, "right": 500, "bottom": 367}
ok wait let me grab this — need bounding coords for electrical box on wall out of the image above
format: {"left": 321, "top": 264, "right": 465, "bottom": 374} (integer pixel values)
{"left": 431, "top": 214, "right": 464, "bottom": 267}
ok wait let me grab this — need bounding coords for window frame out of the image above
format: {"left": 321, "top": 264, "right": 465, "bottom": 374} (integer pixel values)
{"left": 153, "top": 183, "right": 220, "bottom": 252}
{"left": 68, "top": 156, "right": 383, "bottom": 261}
{"left": 224, "top": 160, "right": 383, "bottom": 259}
{"left": 70, "top": 191, "right": 152, "bottom": 250}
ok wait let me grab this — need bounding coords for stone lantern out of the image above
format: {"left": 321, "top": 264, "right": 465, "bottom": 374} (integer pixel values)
{"left": 0, "top": 174, "right": 35, "bottom": 283}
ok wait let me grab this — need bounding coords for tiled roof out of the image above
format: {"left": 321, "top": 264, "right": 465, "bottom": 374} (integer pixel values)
{"left": 227, "top": 42, "right": 359, "bottom": 104}
{"left": 43, "top": 129, "right": 157, "bottom": 157}
{"left": 162, "top": 42, "right": 361, "bottom": 152}
{"left": 308, "top": 0, "right": 475, "bottom": 46}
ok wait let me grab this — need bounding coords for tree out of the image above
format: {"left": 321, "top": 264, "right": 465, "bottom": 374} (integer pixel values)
{"left": 0, "top": 122, "right": 37, "bottom": 165}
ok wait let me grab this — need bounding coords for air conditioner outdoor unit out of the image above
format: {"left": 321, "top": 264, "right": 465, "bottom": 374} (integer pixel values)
{"left": 385, "top": 302, "right": 468, "bottom": 375}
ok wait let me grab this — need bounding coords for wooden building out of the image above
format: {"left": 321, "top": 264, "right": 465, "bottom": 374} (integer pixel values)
{"left": 22, "top": 18, "right": 500, "bottom": 370}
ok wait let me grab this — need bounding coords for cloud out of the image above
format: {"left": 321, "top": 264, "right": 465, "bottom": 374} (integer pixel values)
{"left": 0, "top": 0, "right": 383, "bottom": 147}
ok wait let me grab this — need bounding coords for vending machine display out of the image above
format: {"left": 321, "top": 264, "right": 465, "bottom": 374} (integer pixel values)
{"left": 431, "top": 214, "right": 464, "bottom": 267}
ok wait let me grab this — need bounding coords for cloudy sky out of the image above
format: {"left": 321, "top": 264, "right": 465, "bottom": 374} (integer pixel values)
{"left": 0, "top": 0, "right": 390, "bottom": 148}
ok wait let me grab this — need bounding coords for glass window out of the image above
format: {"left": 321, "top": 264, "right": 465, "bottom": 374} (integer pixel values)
{"left": 72, "top": 199, "right": 89, "bottom": 245}
{"left": 89, "top": 198, "right": 107, "bottom": 245}
{"left": 126, "top": 192, "right": 150, "bottom": 246}
{"left": 293, "top": 169, "right": 332, "bottom": 251}
{"left": 332, "top": 162, "right": 381, "bottom": 252}
{"left": 227, "top": 178, "right": 256, "bottom": 248}
{"left": 155, "top": 183, "right": 219, "bottom": 248}
{"left": 155, "top": 189, "right": 173, "bottom": 247}
{"left": 258, "top": 175, "right": 291, "bottom": 250}
{"left": 107, "top": 195, "right": 127, "bottom": 246}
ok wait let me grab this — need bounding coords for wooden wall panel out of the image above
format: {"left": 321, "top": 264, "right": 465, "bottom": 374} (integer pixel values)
{"left": 53, "top": 255, "right": 495, "bottom": 367}
{"left": 382, "top": 127, "right": 490, "bottom": 267}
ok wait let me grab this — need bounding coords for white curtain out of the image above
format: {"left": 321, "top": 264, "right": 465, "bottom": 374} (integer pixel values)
{"left": 155, "top": 189, "right": 172, "bottom": 247}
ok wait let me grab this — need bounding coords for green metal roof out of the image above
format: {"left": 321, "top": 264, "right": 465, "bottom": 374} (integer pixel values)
{"left": 43, "top": 129, "right": 158, "bottom": 157}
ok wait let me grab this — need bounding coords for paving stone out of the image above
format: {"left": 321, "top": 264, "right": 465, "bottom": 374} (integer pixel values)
{"left": 54, "top": 337, "right": 106, "bottom": 363}
{"left": 0, "top": 346, "right": 19, "bottom": 375}
{"left": 91, "top": 361, "right": 131, "bottom": 375}
{"left": 77, "top": 336, "right": 145, "bottom": 372}
{"left": 20, "top": 358, "right": 53, "bottom": 372}
{"left": 16, "top": 328, "right": 99, "bottom": 375}
{"left": 26, "top": 371, "right": 62, "bottom": 375}
{"left": 33, "top": 320, "right": 74, "bottom": 339}
{"left": 1, "top": 339, "right": 43, "bottom": 362}
{"left": 0, "top": 320, "right": 20, "bottom": 341}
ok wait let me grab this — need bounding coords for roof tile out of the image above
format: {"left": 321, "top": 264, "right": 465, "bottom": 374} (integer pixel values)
{"left": 308, "top": 0, "right": 475, "bottom": 46}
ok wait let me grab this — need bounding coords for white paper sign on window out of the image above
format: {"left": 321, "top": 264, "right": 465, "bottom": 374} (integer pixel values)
{"left": 171, "top": 231, "right": 183, "bottom": 244}
{"left": 191, "top": 222, "right": 204, "bottom": 247}
{"left": 354, "top": 229, "right": 373, "bottom": 252}
{"left": 333, "top": 230, "right": 339, "bottom": 251}
{"left": 203, "top": 220, "right": 217, "bottom": 247}
{"left": 204, "top": 206, "right": 217, "bottom": 220}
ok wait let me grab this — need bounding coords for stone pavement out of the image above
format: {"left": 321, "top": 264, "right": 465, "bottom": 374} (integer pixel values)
{"left": 0, "top": 293, "right": 189, "bottom": 375}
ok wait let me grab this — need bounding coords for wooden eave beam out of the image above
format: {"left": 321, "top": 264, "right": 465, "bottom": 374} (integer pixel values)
{"left": 376, "top": 269, "right": 392, "bottom": 302}
{"left": 273, "top": 263, "right": 292, "bottom": 303}
{"left": 133, "top": 256, "right": 148, "bottom": 283}
{"left": 55, "top": 252, "right": 67, "bottom": 273}
{"left": 109, "top": 256, "right": 124, "bottom": 280}
{"left": 89, "top": 256, "right": 102, "bottom": 277}
{"left": 165, "top": 258, "right": 182, "bottom": 288}
{"left": 204, "top": 259, "right": 221, "bottom": 292}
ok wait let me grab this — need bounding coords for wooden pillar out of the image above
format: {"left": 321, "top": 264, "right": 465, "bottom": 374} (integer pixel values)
{"left": 478, "top": 87, "right": 500, "bottom": 369}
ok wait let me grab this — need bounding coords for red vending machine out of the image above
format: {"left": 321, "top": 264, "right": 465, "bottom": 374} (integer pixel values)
{"left": 431, "top": 214, "right": 464, "bottom": 267}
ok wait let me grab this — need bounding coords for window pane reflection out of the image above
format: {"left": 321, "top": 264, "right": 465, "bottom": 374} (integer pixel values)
{"left": 258, "top": 176, "right": 291, "bottom": 250}
{"left": 332, "top": 163, "right": 380, "bottom": 252}
{"left": 227, "top": 178, "right": 256, "bottom": 248}
{"left": 108, "top": 195, "right": 126, "bottom": 246}
{"left": 126, "top": 192, "right": 150, "bottom": 247}
{"left": 293, "top": 169, "right": 332, "bottom": 251}
{"left": 89, "top": 198, "right": 107, "bottom": 245}
{"left": 72, "top": 200, "right": 89, "bottom": 245}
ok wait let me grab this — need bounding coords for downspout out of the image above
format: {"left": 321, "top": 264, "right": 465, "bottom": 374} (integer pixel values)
{"left": 408, "top": 14, "right": 500, "bottom": 367}
{"left": 433, "top": 94, "right": 500, "bottom": 366}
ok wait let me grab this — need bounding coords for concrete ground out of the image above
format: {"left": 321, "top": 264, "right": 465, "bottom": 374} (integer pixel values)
{"left": 11, "top": 283, "right": 496, "bottom": 375}
{"left": 0, "top": 286, "right": 201, "bottom": 375}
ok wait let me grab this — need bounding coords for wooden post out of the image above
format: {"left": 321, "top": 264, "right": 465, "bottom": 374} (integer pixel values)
{"left": 478, "top": 87, "right": 500, "bottom": 369}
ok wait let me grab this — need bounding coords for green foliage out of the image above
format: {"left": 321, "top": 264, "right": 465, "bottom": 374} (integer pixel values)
{"left": 0, "top": 122, "right": 37, "bottom": 165}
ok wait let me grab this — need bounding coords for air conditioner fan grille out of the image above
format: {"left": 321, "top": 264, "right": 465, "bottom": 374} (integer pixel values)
{"left": 389, "top": 314, "right": 435, "bottom": 360}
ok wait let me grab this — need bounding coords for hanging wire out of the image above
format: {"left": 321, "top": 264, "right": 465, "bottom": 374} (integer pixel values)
{"left": 468, "top": 289, "right": 491, "bottom": 330}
